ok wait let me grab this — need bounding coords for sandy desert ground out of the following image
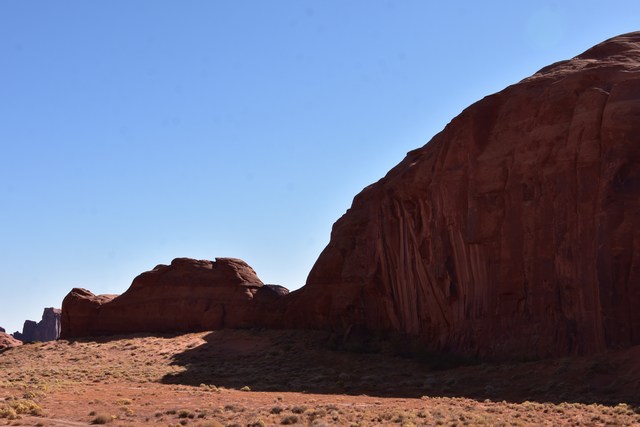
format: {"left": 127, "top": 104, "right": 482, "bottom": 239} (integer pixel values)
{"left": 1, "top": 329, "right": 639, "bottom": 426}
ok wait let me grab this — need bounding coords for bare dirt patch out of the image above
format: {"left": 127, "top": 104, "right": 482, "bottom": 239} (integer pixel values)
{"left": 1, "top": 329, "right": 639, "bottom": 426}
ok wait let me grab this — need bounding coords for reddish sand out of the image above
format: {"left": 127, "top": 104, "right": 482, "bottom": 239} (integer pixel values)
{"left": 1, "top": 329, "right": 639, "bottom": 426}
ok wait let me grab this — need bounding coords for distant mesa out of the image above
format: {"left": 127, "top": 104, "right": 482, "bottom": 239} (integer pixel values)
{"left": 60, "top": 257, "right": 289, "bottom": 339}
{"left": 61, "top": 32, "right": 640, "bottom": 361}
{"left": 12, "top": 307, "right": 61, "bottom": 343}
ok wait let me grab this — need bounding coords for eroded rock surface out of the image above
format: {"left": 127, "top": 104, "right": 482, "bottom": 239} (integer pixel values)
{"left": 60, "top": 289, "right": 118, "bottom": 339}
{"left": 284, "top": 32, "right": 640, "bottom": 359}
{"left": 59, "top": 33, "right": 640, "bottom": 360}
{"left": 60, "top": 258, "right": 288, "bottom": 339}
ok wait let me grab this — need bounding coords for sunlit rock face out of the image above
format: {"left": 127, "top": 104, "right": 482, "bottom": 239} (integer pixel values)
{"left": 60, "top": 289, "right": 118, "bottom": 339}
{"left": 284, "top": 32, "right": 640, "bottom": 359}
{"left": 60, "top": 257, "right": 288, "bottom": 339}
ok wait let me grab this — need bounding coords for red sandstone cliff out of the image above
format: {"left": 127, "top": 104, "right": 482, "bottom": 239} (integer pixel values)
{"left": 283, "top": 32, "right": 640, "bottom": 359}
{"left": 60, "top": 258, "right": 288, "bottom": 339}
{"left": 60, "top": 289, "right": 118, "bottom": 339}
{"left": 60, "top": 33, "right": 640, "bottom": 360}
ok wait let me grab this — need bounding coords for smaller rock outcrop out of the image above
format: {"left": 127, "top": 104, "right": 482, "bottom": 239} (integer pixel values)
{"left": 0, "top": 326, "right": 5, "bottom": 333}
{"left": 0, "top": 332, "right": 22, "bottom": 351}
{"left": 12, "top": 308, "right": 62, "bottom": 342}
{"left": 60, "top": 258, "right": 289, "bottom": 339}
{"left": 60, "top": 290, "right": 118, "bottom": 339}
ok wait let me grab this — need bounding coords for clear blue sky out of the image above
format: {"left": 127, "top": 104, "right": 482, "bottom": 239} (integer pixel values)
{"left": 1, "top": 1, "right": 638, "bottom": 334}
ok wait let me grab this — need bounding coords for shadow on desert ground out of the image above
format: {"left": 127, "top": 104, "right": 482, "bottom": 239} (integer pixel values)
{"left": 3, "top": 330, "right": 640, "bottom": 426}
{"left": 160, "top": 329, "right": 640, "bottom": 407}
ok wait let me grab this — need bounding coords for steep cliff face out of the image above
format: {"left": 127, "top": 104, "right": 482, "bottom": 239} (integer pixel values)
{"left": 59, "top": 33, "right": 640, "bottom": 360}
{"left": 60, "top": 289, "right": 117, "bottom": 339}
{"left": 288, "top": 32, "right": 640, "bottom": 359}
{"left": 60, "top": 258, "right": 288, "bottom": 339}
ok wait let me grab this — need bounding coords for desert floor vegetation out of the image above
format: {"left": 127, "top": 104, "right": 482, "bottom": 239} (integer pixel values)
{"left": 0, "top": 329, "right": 639, "bottom": 426}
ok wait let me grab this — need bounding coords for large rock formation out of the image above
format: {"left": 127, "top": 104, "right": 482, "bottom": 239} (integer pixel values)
{"left": 59, "top": 33, "right": 640, "bottom": 361}
{"left": 0, "top": 332, "right": 22, "bottom": 351}
{"left": 60, "top": 257, "right": 288, "bottom": 339}
{"left": 282, "top": 32, "right": 640, "bottom": 359}
{"left": 13, "top": 308, "right": 62, "bottom": 342}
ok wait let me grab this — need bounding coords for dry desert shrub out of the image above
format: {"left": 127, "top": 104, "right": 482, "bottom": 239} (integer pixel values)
{"left": 178, "top": 409, "right": 196, "bottom": 418}
{"left": 115, "top": 397, "right": 132, "bottom": 405}
{"left": 0, "top": 399, "right": 43, "bottom": 418}
{"left": 91, "top": 413, "right": 114, "bottom": 424}
{"left": 195, "top": 422, "right": 224, "bottom": 427}
{"left": 281, "top": 414, "right": 299, "bottom": 424}
{"left": 0, "top": 407, "right": 18, "bottom": 420}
